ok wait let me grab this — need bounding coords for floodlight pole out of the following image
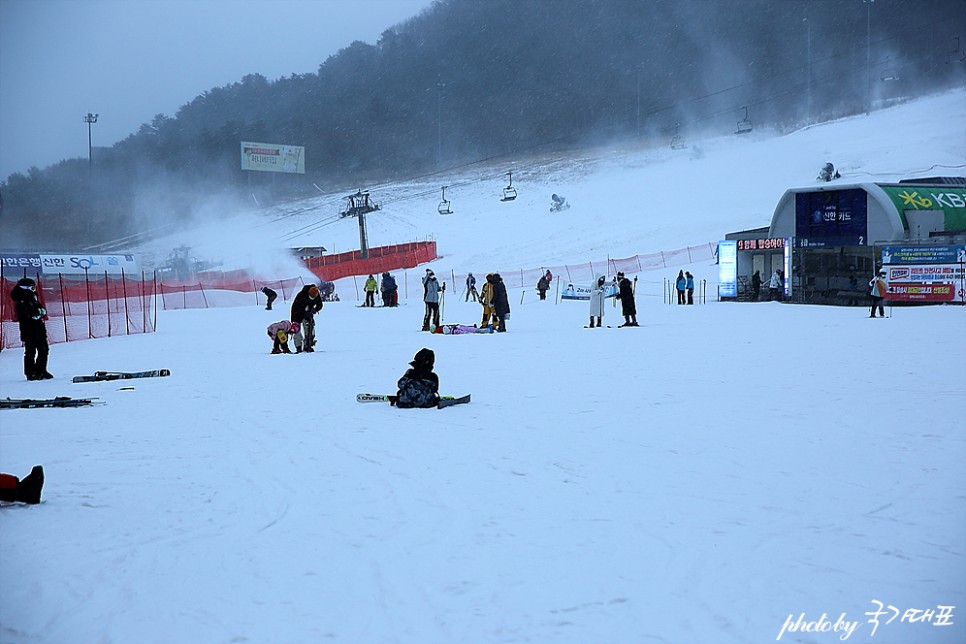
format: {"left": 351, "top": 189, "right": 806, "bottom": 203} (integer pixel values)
{"left": 84, "top": 112, "right": 98, "bottom": 171}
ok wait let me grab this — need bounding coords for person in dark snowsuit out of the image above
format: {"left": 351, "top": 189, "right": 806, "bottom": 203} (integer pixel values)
{"left": 290, "top": 284, "right": 323, "bottom": 352}
{"left": 536, "top": 272, "right": 551, "bottom": 300}
{"left": 395, "top": 348, "right": 440, "bottom": 408}
{"left": 751, "top": 270, "right": 762, "bottom": 301}
{"left": 0, "top": 465, "right": 44, "bottom": 504}
{"left": 490, "top": 273, "right": 510, "bottom": 332}
{"left": 260, "top": 286, "right": 278, "bottom": 310}
{"left": 10, "top": 277, "right": 52, "bottom": 380}
{"left": 616, "top": 272, "right": 638, "bottom": 326}
{"left": 381, "top": 272, "right": 398, "bottom": 307}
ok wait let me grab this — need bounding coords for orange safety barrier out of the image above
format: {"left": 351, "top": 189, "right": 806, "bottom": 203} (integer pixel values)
{"left": 303, "top": 241, "right": 437, "bottom": 282}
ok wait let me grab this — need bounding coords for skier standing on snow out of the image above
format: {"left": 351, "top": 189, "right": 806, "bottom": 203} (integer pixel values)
{"left": 868, "top": 269, "right": 888, "bottom": 318}
{"left": 490, "top": 273, "right": 510, "bottom": 332}
{"left": 685, "top": 271, "right": 695, "bottom": 305}
{"left": 381, "top": 272, "right": 398, "bottom": 307}
{"left": 588, "top": 274, "right": 607, "bottom": 327}
{"left": 616, "top": 272, "right": 638, "bottom": 327}
{"left": 465, "top": 272, "right": 478, "bottom": 302}
{"left": 536, "top": 271, "right": 551, "bottom": 300}
{"left": 363, "top": 274, "right": 378, "bottom": 307}
{"left": 480, "top": 273, "right": 495, "bottom": 328}
{"left": 675, "top": 270, "right": 687, "bottom": 305}
{"left": 290, "top": 284, "right": 323, "bottom": 352}
{"left": 422, "top": 270, "right": 443, "bottom": 331}
{"left": 10, "top": 277, "right": 52, "bottom": 380}
{"left": 395, "top": 348, "right": 440, "bottom": 408}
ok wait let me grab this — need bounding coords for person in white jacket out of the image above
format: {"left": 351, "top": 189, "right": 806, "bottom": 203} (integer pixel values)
{"left": 588, "top": 275, "right": 607, "bottom": 327}
{"left": 768, "top": 269, "right": 783, "bottom": 301}
{"left": 868, "top": 269, "right": 888, "bottom": 318}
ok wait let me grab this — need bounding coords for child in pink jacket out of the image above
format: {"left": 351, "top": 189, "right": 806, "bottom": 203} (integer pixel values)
{"left": 267, "top": 320, "right": 294, "bottom": 354}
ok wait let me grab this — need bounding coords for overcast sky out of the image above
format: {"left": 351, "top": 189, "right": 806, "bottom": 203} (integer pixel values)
{"left": 0, "top": 0, "right": 436, "bottom": 180}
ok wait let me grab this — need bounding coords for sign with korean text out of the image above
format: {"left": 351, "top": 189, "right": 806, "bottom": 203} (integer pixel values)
{"left": 0, "top": 253, "right": 139, "bottom": 276}
{"left": 877, "top": 185, "right": 966, "bottom": 231}
{"left": 795, "top": 188, "right": 868, "bottom": 247}
{"left": 240, "top": 141, "right": 305, "bottom": 174}
{"left": 718, "top": 241, "right": 738, "bottom": 297}
{"left": 737, "top": 237, "right": 785, "bottom": 251}
{"left": 881, "top": 245, "right": 966, "bottom": 265}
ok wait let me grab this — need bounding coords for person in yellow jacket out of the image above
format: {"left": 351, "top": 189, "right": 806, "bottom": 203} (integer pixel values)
{"left": 480, "top": 273, "right": 496, "bottom": 328}
{"left": 363, "top": 274, "right": 378, "bottom": 307}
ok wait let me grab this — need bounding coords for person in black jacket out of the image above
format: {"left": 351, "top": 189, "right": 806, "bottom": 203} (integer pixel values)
{"left": 490, "top": 273, "right": 510, "bottom": 332}
{"left": 0, "top": 465, "right": 44, "bottom": 504}
{"left": 616, "top": 272, "right": 638, "bottom": 326}
{"left": 290, "top": 284, "right": 323, "bottom": 353}
{"left": 260, "top": 286, "right": 278, "bottom": 310}
{"left": 10, "top": 277, "right": 52, "bottom": 380}
{"left": 395, "top": 348, "right": 440, "bottom": 408}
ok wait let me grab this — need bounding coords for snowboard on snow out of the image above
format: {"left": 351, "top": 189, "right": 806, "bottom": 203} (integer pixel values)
{"left": 1, "top": 396, "right": 101, "bottom": 409}
{"left": 73, "top": 369, "right": 170, "bottom": 383}
{"left": 356, "top": 393, "right": 471, "bottom": 409}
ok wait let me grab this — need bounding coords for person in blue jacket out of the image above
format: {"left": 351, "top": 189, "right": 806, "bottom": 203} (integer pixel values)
{"left": 685, "top": 271, "right": 695, "bottom": 305}
{"left": 675, "top": 270, "right": 687, "bottom": 305}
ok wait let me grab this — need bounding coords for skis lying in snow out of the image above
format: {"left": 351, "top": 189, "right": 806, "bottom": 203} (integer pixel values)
{"left": 1, "top": 396, "right": 101, "bottom": 409}
{"left": 356, "top": 393, "right": 471, "bottom": 409}
{"left": 72, "top": 369, "right": 170, "bottom": 383}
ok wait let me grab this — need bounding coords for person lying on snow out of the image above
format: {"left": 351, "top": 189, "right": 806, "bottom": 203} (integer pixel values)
{"left": 431, "top": 323, "right": 493, "bottom": 334}
{"left": 395, "top": 348, "right": 440, "bottom": 408}
{"left": 0, "top": 465, "right": 44, "bottom": 505}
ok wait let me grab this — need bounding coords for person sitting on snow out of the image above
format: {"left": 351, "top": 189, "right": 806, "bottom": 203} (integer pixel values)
{"left": 395, "top": 348, "right": 440, "bottom": 409}
{"left": 0, "top": 465, "right": 44, "bottom": 505}
{"left": 551, "top": 193, "right": 568, "bottom": 211}
{"left": 818, "top": 162, "right": 841, "bottom": 182}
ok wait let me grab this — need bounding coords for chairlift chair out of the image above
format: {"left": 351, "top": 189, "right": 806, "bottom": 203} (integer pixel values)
{"left": 734, "top": 106, "right": 753, "bottom": 135}
{"left": 670, "top": 122, "right": 686, "bottom": 150}
{"left": 501, "top": 171, "right": 518, "bottom": 202}
{"left": 438, "top": 186, "right": 453, "bottom": 215}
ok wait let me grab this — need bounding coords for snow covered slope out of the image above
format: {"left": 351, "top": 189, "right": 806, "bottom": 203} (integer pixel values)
{"left": 0, "top": 90, "right": 964, "bottom": 644}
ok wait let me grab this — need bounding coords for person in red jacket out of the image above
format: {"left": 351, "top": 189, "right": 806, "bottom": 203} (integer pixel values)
{"left": 0, "top": 466, "right": 44, "bottom": 505}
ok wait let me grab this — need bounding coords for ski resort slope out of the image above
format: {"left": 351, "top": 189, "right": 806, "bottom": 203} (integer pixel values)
{"left": 1, "top": 91, "right": 965, "bottom": 644}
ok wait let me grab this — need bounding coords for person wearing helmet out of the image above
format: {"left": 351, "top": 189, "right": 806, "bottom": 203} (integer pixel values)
{"left": 9, "top": 277, "right": 52, "bottom": 380}
{"left": 290, "top": 283, "right": 323, "bottom": 352}
{"left": 868, "top": 269, "right": 888, "bottom": 318}
{"left": 266, "top": 320, "right": 293, "bottom": 354}
{"left": 395, "top": 348, "right": 440, "bottom": 408}
{"left": 363, "top": 274, "right": 378, "bottom": 307}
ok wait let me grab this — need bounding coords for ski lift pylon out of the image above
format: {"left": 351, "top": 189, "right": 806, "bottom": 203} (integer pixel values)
{"left": 438, "top": 186, "right": 453, "bottom": 215}
{"left": 734, "top": 106, "right": 753, "bottom": 135}
{"left": 500, "top": 171, "right": 518, "bottom": 202}
{"left": 340, "top": 189, "right": 380, "bottom": 218}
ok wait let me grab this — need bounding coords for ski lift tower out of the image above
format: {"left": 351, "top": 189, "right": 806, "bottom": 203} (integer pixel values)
{"left": 339, "top": 190, "right": 380, "bottom": 259}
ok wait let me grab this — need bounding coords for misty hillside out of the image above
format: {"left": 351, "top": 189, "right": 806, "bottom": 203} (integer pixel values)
{"left": 2, "top": 0, "right": 964, "bottom": 250}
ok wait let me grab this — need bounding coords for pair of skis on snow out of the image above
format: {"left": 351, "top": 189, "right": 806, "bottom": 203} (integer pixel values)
{"left": 2, "top": 370, "right": 171, "bottom": 410}
{"left": 356, "top": 393, "right": 471, "bottom": 409}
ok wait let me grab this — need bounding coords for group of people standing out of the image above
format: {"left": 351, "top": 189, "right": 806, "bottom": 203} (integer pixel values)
{"left": 430, "top": 269, "right": 510, "bottom": 332}
{"left": 588, "top": 272, "right": 637, "bottom": 327}
{"left": 363, "top": 273, "right": 399, "bottom": 307}
{"left": 749, "top": 269, "right": 784, "bottom": 302}
{"left": 674, "top": 270, "right": 697, "bottom": 305}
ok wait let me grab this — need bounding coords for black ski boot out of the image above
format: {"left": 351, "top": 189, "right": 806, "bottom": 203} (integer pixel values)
{"left": 16, "top": 466, "right": 44, "bottom": 504}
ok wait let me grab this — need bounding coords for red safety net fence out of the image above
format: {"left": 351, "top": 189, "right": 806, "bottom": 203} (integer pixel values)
{"left": 2, "top": 270, "right": 305, "bottom": 350}
{"left": 304, "top": 241, "right": 437, "bottom": 282}
{"left": 1, "top": 272, "right": 157, "bottom": 350}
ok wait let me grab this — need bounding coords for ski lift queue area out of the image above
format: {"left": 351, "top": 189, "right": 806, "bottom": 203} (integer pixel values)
{"left": 721, "top": 180, "right": 966, "bottom": 305}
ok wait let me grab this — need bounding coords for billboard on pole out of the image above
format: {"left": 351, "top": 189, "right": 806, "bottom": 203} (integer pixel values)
{"left": 240, "top": 142, "right": 305, "bottom": 174}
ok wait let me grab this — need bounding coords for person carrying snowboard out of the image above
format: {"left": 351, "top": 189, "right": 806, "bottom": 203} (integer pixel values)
{"left": 588, "top": 274, "right": 607, "bottom": 327}
{"left": 290, "top": 284, "right": 323, "bottom": 352}
{"left": 395, "top": 348, "right": 440, "bottom": 409}
{"left": 10, "top": 277, "right": 52, "bottom": 380}
{"left": 616, "top": 272, "right": 638, "bottom": 326}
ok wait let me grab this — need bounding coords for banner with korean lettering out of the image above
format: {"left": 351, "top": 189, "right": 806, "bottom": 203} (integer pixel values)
{"left": 795, "top": 188, "right": 868, "bottom": 247}
{"left": 240, "top": 141, "right": 305, "bottom": 174}
{"left": 882, "top": 264, "right": 965, "bottom": 302}
{"left": 881, "top": 245, "right": 966, "bottom": 265}
{"left": 0, "top": 253, "right": 139, "bottom": 276}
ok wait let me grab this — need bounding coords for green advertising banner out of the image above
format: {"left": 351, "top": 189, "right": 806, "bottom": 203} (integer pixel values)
{"left": 877, "top": 185, "right": 966, "bottom": 230}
